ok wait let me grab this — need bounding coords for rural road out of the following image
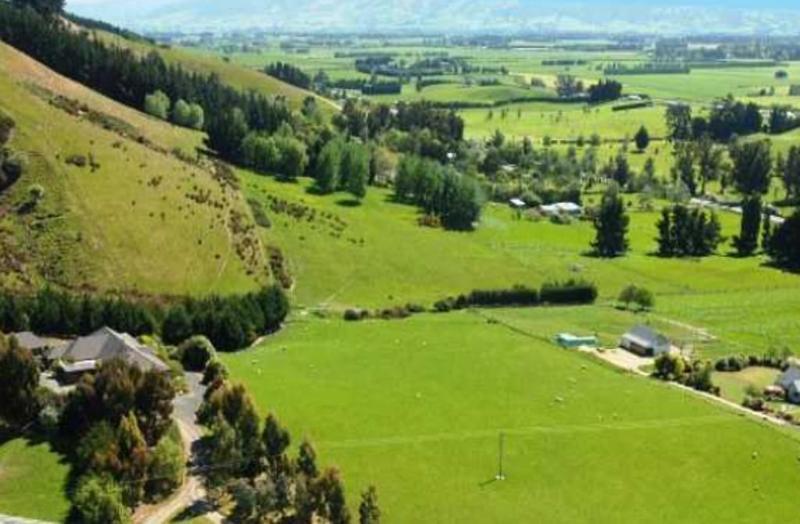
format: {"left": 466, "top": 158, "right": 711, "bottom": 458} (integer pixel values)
{"left": 134, "top": 373, "right": 223, "bottom": 524}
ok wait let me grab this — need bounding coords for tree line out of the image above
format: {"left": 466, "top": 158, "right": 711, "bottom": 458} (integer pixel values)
{"left": 434, "top": 280, "right": 598, "bottom": 311}
{"left": 0, "top": 2, "right": 292, "bottom": 164}
{"left": 0, "top": 285, "right": 289, "bottom": 351}
{"left": 265, "top": 61, "right": 312, "bottom": 90}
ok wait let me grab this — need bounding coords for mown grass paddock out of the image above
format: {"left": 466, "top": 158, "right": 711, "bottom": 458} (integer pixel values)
{"left": 221, "top": 309, "right": 800, "bottom": 523}
{"left": 0, "top": 436, "right": 71, "bottom": 521}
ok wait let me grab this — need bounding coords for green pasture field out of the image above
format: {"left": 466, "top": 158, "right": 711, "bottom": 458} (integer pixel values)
{"left": 242, "top": 172, "right": 797, "bottom": 308}
{"left": 221, "top": 309, "right": 800, "bottom": 523}
{"left": 0, "top": 42, "right": 265, "bottom": 295}
{"left": 461, "top": 101, "right": 669, "bottom": 140}
{"left": 241, "top": 170, "right": 800, "bottom": 362}
{"left": 0, "top": 437, "right": 71, "bottom": 521}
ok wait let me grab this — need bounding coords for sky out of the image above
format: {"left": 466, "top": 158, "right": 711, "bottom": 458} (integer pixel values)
{"left": 63, "top": 0, "right": 800, "bottom": 34}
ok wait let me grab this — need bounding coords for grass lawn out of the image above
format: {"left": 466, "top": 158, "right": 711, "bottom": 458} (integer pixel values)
{"left": 0, "top": 436, "right": 71, "bottom": 521}
{"left": 221, "top": 309, "right": 800, "bottom": 523}
{"left": 713, "top": 367, "right": 782, "bottom": 405}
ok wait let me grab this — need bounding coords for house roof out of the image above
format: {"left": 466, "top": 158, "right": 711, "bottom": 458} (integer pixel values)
{"left": 12, "top": 331, "right": 53, "bottom": 350}
{"left": 49, "top": 327, "right": 168, "bottom": 373}
{"left": 540, "top": 202, "right": 582, "bottom": 214}
{"left": 777, "top": 367, "right": 800, "bottom": 389}
{"left": 60, "top": 360, "right": 98, "bottom": 374}
{"left": 622, "top": 325, "right": 669, "bottom": 349}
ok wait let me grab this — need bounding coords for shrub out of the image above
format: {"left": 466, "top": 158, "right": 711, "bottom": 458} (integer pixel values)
{"left": 540, "top": 279, "right": 598, "bottom": 305}
{"left": 466, "top": 286, "right": 540, "bottom": 307}
{"left": 0, "top": 112, "right": 14, "bottom": 145}
{"left": 406, "top": 303, "right": 425, "bottom": 313}
{"left": 144, "top": 90, "right": 171, "bottom": 120}
{"left": 344, "top": 308, "right": 368, "bottom": 321}
{"left": 146, "top": 433, "right": 185, "bottom": 501}
{"left": 202, "top": 359, "right": 229, "bottom": 386}
{"left": 618, "top": 284, "right": 655, "bottom": 311}
{"left": 171, "top": 99, "right": 204, "bottom": 130}
{"left": 743, "top": 395, "right": 765, "bottom": 412}
{"left": 377, "top": 306, "right": 412, "bottom": 320}
{"left": 72, "top": 474, "right": 131, "bottom": 524}
{"left": 433, "top": 298, "right": 456, "bottom": 312}
{"left": 179, "top": 335, "right": 216, "bottom": 372}
{"left": 1, "top": 151, "right": 25, "bottom": 182}
{"left": 66, "top": 154, "right": 88, "bottom": 167}
{"left": 653, "top": 353, "right": 687, "bottom": 382}
{"left": 418, "top": 213, "right": 442, "bottom": 228}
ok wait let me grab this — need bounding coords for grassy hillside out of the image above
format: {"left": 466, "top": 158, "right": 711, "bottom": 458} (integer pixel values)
{"left": 95, "top": 32, "right": 338, "bottom": 115}
{"left": 0, "top": 42, "right": 267, "bottom": 296}
{"left": 222, "top": 309, "right": 800, "bottom": 523}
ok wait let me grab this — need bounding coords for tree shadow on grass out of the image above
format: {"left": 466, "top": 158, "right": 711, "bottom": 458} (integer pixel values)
{"left": 336, "top": 198, "right": 362, "bottom": 208}
{"left": 171, "top": 500, "right": 219, "bottom": 522}
{"left": 305, "top": 185, "right": 326, "bottom": 196}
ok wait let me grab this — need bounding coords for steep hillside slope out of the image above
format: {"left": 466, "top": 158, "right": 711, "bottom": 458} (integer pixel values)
{"left": 0, "top": 42, "right": 267, "bottom": 296}
{"left": 95, "top": 30, "right": 339, "bottom": 114}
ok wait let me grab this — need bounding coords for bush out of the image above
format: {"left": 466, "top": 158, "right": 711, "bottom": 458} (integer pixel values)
{"left": 144, "top": 90, "right": 171, "bottom": 120}
{"left": 171, "top": 99, "right": 204, "bottom": 130}
{"left": 743, "top": 395, "right": 765, "bottom": 412}
{"left": 618, "top": 284, "right": 654, "bottom": 311}
{"left": 72, "top": 474, "right": 131, "bottom": 524}
{"left": 433, "top": 298, "right": 456, "bottom": 312}
{"left": 179, "top": 335, "right": 216, "bottom": 372}
{"left": 1, "top": 151, "right": 25, "bottom": 182}
{"left": 540, "top": 279, "right": 598, "bottom": 305}
{"left": 343, "top": 308, "right": 368, "bottom": 321}
{"left": 146, "top": 433, "right": 185, "bottom": 501}
{"left": 202, "top": 359, "right": 229, "bottom": 386}
{"left": 466, "top": 286, "right": 540, "bottom": 307}
{"left": 66, "top": 154, "right": 88, "bottom": 167}
{"left": 653, "top": 353, "right": 687, "bottom": 382}
{"left": 0, "top": 112, "right": 14, "bottom": 145}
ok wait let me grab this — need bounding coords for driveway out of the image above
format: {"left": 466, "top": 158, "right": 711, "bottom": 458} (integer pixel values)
{"left": 134, "top": 373, "right": 223, "bottom": 524}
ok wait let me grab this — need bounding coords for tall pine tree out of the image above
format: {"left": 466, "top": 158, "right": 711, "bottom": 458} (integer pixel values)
{"left": 592, "top": 184, "right": 629, "bottom": 257}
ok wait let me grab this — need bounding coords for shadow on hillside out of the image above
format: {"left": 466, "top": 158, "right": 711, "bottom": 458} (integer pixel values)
{"left": 336, "top": 198, "right": 362, "bottom": 207}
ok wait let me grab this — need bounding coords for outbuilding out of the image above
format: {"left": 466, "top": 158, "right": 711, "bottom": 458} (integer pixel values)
{"left": 620, "top": 325, "right": 671, "bottom": 357}
{"left": 556, "top": 333, "right": 598, "bottom": 349}
{"left": 540, "top": 202, "right": 582, "bottom": 217}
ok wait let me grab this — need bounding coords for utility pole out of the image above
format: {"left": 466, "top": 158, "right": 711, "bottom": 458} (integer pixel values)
{"left": 496, "top": 432, "right": 506, "bottom": 481}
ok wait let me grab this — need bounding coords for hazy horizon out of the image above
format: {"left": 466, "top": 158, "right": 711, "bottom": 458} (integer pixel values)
{"left": 65, "top": 0, "right": 800, "bottom": 36}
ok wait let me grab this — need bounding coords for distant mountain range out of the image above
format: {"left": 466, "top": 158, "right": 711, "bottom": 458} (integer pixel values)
{"left": 66, "top": 0, "right": 800, "bottom": 35}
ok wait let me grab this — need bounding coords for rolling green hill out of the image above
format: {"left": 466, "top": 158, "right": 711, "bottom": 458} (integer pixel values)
{"left": 0, "top": 42, "right": 267, "bottom": 296}
{"left": 95, "top": 31, "right": 339, "bottom": 115}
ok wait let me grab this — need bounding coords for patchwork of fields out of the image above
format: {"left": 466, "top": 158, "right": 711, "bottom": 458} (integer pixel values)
{"left": 3, "top": 27, "right": 800, "bottom": 523}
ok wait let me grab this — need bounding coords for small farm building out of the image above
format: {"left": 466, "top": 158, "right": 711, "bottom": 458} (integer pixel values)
{"left": 620, "top": 325, "right": 671, "bottom": 357}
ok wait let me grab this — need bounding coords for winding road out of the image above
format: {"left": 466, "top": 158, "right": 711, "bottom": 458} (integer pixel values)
{"left": 133, "top": 373, "right": 223, "bottom": 524}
